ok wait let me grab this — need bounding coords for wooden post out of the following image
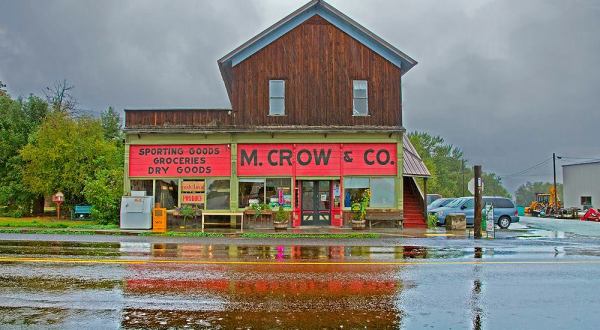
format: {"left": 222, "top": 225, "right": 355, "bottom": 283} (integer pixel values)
{"left": 474, "top": 165, "right": 482, "bottom": 239}
{"left": 423, "top": 177, "right": 428, "bottom": 221}
{"left": 56, "top": 203, "right": 61, "bottom": 220}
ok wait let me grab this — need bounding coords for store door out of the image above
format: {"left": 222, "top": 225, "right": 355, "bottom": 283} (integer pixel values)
{"left": 301, "top": 180, "right": 331, "bottom": 226}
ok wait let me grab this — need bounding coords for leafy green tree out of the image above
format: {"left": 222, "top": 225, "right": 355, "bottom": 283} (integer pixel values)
{"left": 101, "top": 106, "right": 123, "bottom": 142}
{"left": 481, "top": 172, "right": 511, "bottom": 198}
{"left": 0, "top": 94, "right": 49, "bottom": 215}
{"left": 515, "top": 182, "right": 563, "bottom": 206}
{"left": 83, "top": 168, "right": 123, "bottom": 224}
{"left": 408, "top": 131, "right": 510, "bottom": 198}
{"left": 20, "top": 112, "right": 121, "bottom": 207}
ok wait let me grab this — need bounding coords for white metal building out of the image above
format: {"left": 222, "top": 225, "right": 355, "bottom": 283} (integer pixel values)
{"left": 562, "top": 161, "right": 600, "bottom": 210}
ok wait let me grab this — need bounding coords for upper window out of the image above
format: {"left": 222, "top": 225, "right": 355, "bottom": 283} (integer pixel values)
{"left": 353, "top": 80, "right": 368, "bottom": 116}
{"left": 269, "top": 80, "right": 285, "bottom": 116}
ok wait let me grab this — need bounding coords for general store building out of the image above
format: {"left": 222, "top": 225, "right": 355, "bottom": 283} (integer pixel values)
{"left": 123, "top": 0, "right": 430, "bottom": 229}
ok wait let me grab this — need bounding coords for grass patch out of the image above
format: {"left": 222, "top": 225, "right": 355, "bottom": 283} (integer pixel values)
{"left": 0, "top": 218, "right": 118, "bottom": 230}
{"left": 140, "top": 231, "right": 225, "bottom": 238}
{"left": 239, "top": 232, "right": 380, "bottom": 239}
{"left": 0, "top": 229, "right": 98, "bottom": 235}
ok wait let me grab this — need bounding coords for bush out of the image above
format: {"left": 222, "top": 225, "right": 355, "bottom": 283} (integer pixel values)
{"left": 427, "top": 213, "right": 438, "bottom": 229}
{"left": 83, "top": 168, "right": 123, "bottom": 225}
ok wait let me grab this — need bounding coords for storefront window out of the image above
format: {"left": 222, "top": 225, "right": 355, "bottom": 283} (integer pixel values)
{"left": 344, "top": 177, "right": 395, "bottom": 208}
{"left": 207, "top": 179, "right": 230, "bottom": 210}
{"left": 370, "top": 178, "right": 395, "bottom": 207}
{"left": 130, "top": 180, "right": 153, "bottom": 196}
{"left": 266, "top": 178, "right": 292, "bottom": 209}
{"left": 155, "top": 179, "right": 179, "bottom": 209}
{"left": 344, "top": 177, "right": 369, "bottom": 207}
{"left": 239, "top": 179, "right": 265, "bottom": 208}
{"left": 181, "top": 180, "right": 205, "bottom": 207}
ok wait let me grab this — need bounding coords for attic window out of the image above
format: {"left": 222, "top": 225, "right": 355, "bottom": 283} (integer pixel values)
{"left": 353, "top": 80, "right": 368, "bottom": 116}
{"left": 269, "top": 80, "right": 285, "bottom": 116}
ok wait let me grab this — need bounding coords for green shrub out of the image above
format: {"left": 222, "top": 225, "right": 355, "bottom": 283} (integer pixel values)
{"left": 83, "top": 168, "right": 123, "bottom": 225}
{"left": 427, "top": 213, "right": 438, "bottom": 229}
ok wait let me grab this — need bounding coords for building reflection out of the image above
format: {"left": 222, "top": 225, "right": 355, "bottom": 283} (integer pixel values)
{"left": 119, "top": 243, "right": 409, "bottom": 328}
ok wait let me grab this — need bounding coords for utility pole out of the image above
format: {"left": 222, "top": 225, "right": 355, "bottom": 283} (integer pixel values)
{"left": 461, "top": 159, "right": 465, "bottom": 196}
{"left": 474, "top": 165, "right": 482, "bottom": 239}
{"left": 553, "top": 153, "right": 558, "bottom": 213}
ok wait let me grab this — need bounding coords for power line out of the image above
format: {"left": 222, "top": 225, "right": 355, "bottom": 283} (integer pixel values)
{"left": 499, "top": 157, "right": 552, "bottom": 178}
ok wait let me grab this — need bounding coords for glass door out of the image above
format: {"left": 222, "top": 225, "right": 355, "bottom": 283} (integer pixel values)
{"left": 301, "top": 180, "right": 331, "bottom": 226}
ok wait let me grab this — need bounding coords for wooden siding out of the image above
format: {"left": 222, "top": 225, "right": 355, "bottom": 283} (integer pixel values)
{"left": 231, "top": 15, "right": 402, "bottom": 128}
{"left": 125, "top": 110, "right": 232, "bottom": 129}
{"left": 125, "top": 15, "right": 404, "bottom": 130}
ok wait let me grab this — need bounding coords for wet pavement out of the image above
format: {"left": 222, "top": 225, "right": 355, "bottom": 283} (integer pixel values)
{"left": 1, "top": 223, "right": 600, "bottom": 329}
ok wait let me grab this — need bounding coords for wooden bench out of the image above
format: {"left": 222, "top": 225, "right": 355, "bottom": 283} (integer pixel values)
{"left": 71, "top": 204, "right": 92, "bottom": 220}
{"left": 365, "top": 211, "right": 403, "bottom": 229}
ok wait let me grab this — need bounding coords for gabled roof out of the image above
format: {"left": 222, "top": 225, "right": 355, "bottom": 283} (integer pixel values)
{"left": 403, "top": 135, "right": 431, "bottom": 177}
{"left": 218, "top": 0, "right": 417, "bottom": 103}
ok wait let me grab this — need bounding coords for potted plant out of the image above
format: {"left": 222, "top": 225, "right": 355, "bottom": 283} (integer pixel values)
{"left": 245, "top": 203, "right": 273, "bottom": 223}
{"left": 176, "top": 204, "right": 198, "bottom": 229}
{"left": 351, "top": 189, "right": 370, "bottom": 230}
{"left": 273, "top": 206, "right": 289, "bottom": 230}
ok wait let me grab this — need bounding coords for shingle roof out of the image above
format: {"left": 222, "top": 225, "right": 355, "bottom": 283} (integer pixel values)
{"left": 403, "top": 135, "right": 431, "bottom": 177}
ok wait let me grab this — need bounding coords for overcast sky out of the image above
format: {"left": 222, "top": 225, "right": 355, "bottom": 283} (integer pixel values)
{"left": 1, "top": 0, "right": 599, "bottom": 193}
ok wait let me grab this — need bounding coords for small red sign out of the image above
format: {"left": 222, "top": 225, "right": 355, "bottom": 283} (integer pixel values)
{"left": 129, "top": 145, "right": 231, "bottom": 177}
{"left": 237, "top": 143, "right": 397, "bottom": 176}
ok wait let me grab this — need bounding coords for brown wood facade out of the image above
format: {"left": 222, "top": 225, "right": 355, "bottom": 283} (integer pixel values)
{"left": 125, "top": 15, "right": 403, "bottom": 131}
{"left": 231, "top": 15, "right": 402, "bottom": 128}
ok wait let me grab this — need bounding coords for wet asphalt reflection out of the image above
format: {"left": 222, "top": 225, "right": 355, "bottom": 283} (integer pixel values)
{"left": 1, "top": 240, "right": 600, "bottom": 329}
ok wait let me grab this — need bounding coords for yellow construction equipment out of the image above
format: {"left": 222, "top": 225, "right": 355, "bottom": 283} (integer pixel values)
{"left": 525, "top": 187, "right": 561, "bottom": 216}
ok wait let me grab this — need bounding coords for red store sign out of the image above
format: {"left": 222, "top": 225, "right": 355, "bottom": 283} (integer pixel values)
{"left": 129, "top": 145, "right": 231, "bottom": 177}
{"left": 237, "top": 143, "right": 397, "bottom": 176}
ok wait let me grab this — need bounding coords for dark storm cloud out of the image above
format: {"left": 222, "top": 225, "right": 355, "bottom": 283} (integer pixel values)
{"left": 1, "top": 0, "right": 599, "bottom": 192}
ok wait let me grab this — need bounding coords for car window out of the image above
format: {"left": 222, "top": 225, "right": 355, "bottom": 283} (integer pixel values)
{"left": 440, "top": 199, "right": 454, "bottom": 207}
{"left": 463, "top": 199, "right": 474, "bottom": 209}
{"left": 429, "top": 199, "right": 444, "bottom": 208}
{"left": 494, "top": 198, "right": 514, "bottom": 208}
{"left": 447, "top": 198, "right": 465, "bottom": 208}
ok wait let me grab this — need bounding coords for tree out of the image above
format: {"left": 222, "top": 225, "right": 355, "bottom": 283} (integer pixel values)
{"left": 408, "top": 131, "right": 510, "bottom": 198}
{"left": 45, "top": 79, "right": 77, "bottom": 114}
{"left": 481, "top": 172, "right": 511, "bottom": 198}
{"left": 0, "top": 81, "right": 6, "bottom": 97}
{"left": 515, "top": 182, "right": 563, "bottom": 206}
{"left": 101, "top": 106, "right": 123, "bottom": 142}
{"left": 0, "top": 93, "right": 49, "bottom": 215}
{"left": 83, "top": 168, "right": 123, "bottom": 224}
{"left": 20, "top": 112, "right": 121, "bottom": 207}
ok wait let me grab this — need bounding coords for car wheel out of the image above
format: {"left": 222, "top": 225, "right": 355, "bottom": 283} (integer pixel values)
{"left": 498, "top": 216, "right": 511, "bottom": 229}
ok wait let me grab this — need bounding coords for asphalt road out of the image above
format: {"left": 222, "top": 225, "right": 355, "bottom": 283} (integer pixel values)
{"left": 1, "top": 220, "right": 600, "bottom": 329}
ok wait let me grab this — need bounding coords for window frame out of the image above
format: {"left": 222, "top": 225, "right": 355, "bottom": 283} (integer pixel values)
{"left": 352, "top": 80, "right": 369, "bottom": 117}
{"left": 343, "top": 176, "right": 396, "bottom": 209}
{"left": 268, "top": 79, "right": 285, "bottom": 116}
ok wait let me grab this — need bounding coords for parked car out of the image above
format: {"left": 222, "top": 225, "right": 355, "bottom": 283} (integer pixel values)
{"left": 426, "top": 194, "right": 442, "bottom": 205}
{"left": 430, "top": 196, "right": 519, "bottom": 229}
{"left": 427, "top": 198, "right": 456, "bottom": 212}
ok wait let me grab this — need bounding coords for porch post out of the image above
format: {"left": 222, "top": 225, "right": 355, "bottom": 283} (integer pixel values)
{"left": 423, "top": 177, "right": 428, "bottom": 220}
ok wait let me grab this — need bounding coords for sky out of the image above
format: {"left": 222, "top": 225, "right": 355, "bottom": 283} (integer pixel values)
{"left": 1, "top": 0, "right": 599, "bottom": 193}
